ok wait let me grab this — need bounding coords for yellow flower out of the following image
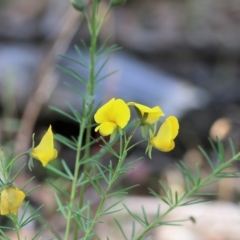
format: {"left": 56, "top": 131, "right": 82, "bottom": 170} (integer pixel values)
{"left": 128, "top": 102, "right": 164, "bottom": 124}
{"left": 0, "top": 186, "right": 25, "bottom": 215}
{"left": 31, "top": 125, "right": 58, "bottom": 166}
{"left": 94, "top": 98, "right": 130, "bottom": 136}
{"left": 150, "top": 116, "right": 179, "bottom": 152}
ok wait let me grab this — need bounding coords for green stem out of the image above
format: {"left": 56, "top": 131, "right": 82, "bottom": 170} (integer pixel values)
{"left": 84, "top": 127, "right": 140, "bottom": 239}
{"left": 89, "top": 0, "right": 98, "bottom": 92}
{"left": 16, "top": 229, "right": 20, "bottom": 240}
{"left": 64, "top": 120, "right": 86, "bottom": 240}
{"left": 5, "top": 151, "right": 29, "bottom": 171}
{"left": 73, "top": 1, "right": 99, "bottom": 239}
{"left": 3, "top": 151, "right": 29, "bottom": 182}
{"left": 12, "top": 215, "right": 21, "bottom": 240}
{"left": 83, "top": 137, "right": 125, "bottom": 239}
{"left": 96, "top": 5, "right": 111, "bottom": 35}
{"left": 126, "top": 139, "right": 147, "bottom": 152}
{"left": 134, "top": 152, "right": 240, "bottom": 239}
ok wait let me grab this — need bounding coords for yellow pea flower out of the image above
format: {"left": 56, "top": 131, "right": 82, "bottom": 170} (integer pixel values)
{"left": 150, "top": 116, "right": 179, "bottom": 152}
{"left": 0, "top": 186, "right": 25, "bottom": 215}
{"left": 94, "top": 98, "right": 130, "bottom": 136}
{"left": 128, "top": 102, "right": 164, "bottom": 124}
{"left": 31, "top": 125, "right": 58, "bottom": 166}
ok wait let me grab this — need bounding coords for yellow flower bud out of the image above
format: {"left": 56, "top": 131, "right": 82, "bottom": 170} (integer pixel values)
{"left": 0, "top": 186, "right": 25, "bottom": 215}
{"left": 31, "top": 125, "right": 58, "bottom": 167}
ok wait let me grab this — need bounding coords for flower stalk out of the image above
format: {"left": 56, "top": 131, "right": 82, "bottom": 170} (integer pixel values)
{"left": 64, "top": 119, "right": 87, "bottom": 240}
{"left": 84, "top": 126, "right": 140, "bottom": 239}
{"left": 66, "top": 1, "right": 100, "bottom": 239}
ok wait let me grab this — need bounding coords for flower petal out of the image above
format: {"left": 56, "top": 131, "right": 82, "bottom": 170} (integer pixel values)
{"left": 151, "top": 120, "right": 172, "bottom": 150}
{"left": 94, "top": 99, "right": 130, "bottom": 136}
{"left": 1, "top": 186, "right": 25, "bottom": 215}
{"left": 31, "top": 125, "right": 58, "bottom": 166}
{"left": 128, "top": 102, "right": 164, "bottom": 124}
{"left": 150, "top": 116, "right": 179, "bottom": 152}
{"left": 167, "top": 116, "right": 179, "bottom": 139}
{"left": 147, "top": 106, "right": 164, "bottom": 124}
{"left": 111, "top": 99, "right": 130, "bottom": 128}
{"left": 98, "top": 122, "right": 117, "bottom": 136}
{"left": 94, "top": 98, "right": 115, "bottom": 123}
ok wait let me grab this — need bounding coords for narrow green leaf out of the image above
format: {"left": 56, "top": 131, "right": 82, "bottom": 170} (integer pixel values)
{"left": 123, "top": 204, "right": 146, "bottom": 227}
{"left": 55, "top": 193, "right": 68, "bottom": 219}
{"left": 110, "top": 185, "right": 139, "bottom": 197}
{"left": 55, "top": 134, "right": 77, "bottom": 150}
{"left": 47, "top": 179, "right": 69, "bottom": 197}
{"left": 85, "top": 171, "right": 102, "bottom": 195}
{"left": 64, "top": 82, "right": 84, "bottom": 98}
{"left": 32, "top": 224, "right": 46, "bottom": 240}
{"left": 98, "top": 44, "right": 121, "bottom": 56}
{"left": 19, "top": 201, "right": 31, "bottom": 225}
{"left": 155, "top": 204, "right": 160, "bottom": 219}
{"left": 159, "top": 181, "right": 169, "bottom": 199}
{"left": 180, "top": 198, "right": 209, "bottom": 206}
{"left": 96, "top": 36, "right": 112, "bottom": 55}
{"left": 68, "top": 66, "right": 87, "bottom": 84}
{"left": 20, "top": 205, "right": 43, "bottom": 227}
{"left": 108, "top": 161, "right": 113, "bottom": 183}
{"left": 49, "top": 106, "right": 77, "bottom": 122}
{"left": 185, "top": 177, "right": 191, "bottom": 191}
{"left": 96, "top": 70, "right": 119, "bottom": 82}
{"left": 61, "top": 160, "right": 74, "bottom": 179}
{"left": 101, "top": 198, "right": 123, "bottom": 216}
{"left": 195, "top": 164, "right": 201, "bottom": 186}
{"left": 66, "top": 102, "right": 82, "bottom": 122}
{"left": 141, "top": 206, "right": 149, "bottom": 226}
{"left": 177, "top": 162, "right": 195, "bottom": 186}
{"left": 46, "top": 164, "right": 72, "bottom": 180}
{"left": 95, "top": 55, "right": 111, "bottom": 80}
{"left": 11, "top": 163, "right": 26, "bottom": 182}
{"left": 59, "top": 54, "right": 87, "bottom": 67}
{"left": 58, "top": 65, "right": 86, "bottom": 84}
{"left": 21, "top": 176, "right": 35, "bottom": 191}
{"left": 168, "top": 188, "right": 174, "bottom": 206}
{"left": 0, "top": 230, "right": 11, "bottom": 239}
{"left": 114, "top": 218, "right": 128, "bottom": 240}
{"left": 95, "top": 163, "right": 109, "bottom": 184}
{"left": 25, "top": 185, "right": 40, "bottom": 195}
{"left": 175, "top": 191, "right": 178, "bottom": 205}
{"left": 130, "top": 221, "right": 136, "bottom": 240}
{"left": 228, "top": 138, "right": 236, "bottom": 157}
{"left": 100, "top": 137, "right": 119, "bottom": 158}
{"left": 74, "top": 45, "right": 89, "bottom": 66}
{"left": 198, "top": 145, "right": 214, "bottom": 171}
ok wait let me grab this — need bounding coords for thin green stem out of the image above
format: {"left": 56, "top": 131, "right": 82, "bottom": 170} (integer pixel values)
{"left": 83, "top": 137, "right": 125, "bottom": 239}
{"left": 126, "top": 139, "right": 147, "bottom": 152}
{"left": 5, "top": 151, "right": 29, "bottom": 171}
{"left": 89, "top": 0, "right": 98, "bottom": 93}
{"left": 84, "top": 126, "right": 140, "bottom": 239}
{"left": 16, "top": 229, "right": 20, "bottom": 240}
{"left": 74, "top": 1, "right": 99, "bottom": 239}
{"left": 134, "top": 152, "right": 240, "bottom": 239}
{"left": 64, "top": 120, "right": 86, "bottom": 240}
{"left": 12, "top": 215, "right": 21, "bottom": 240}
{"left": 96, "top": 5, "right": 111, "bottom": 35}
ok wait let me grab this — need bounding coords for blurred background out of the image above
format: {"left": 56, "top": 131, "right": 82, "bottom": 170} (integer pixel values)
{"left": 1, "top": 0, "right": 240, "bottom": 239}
